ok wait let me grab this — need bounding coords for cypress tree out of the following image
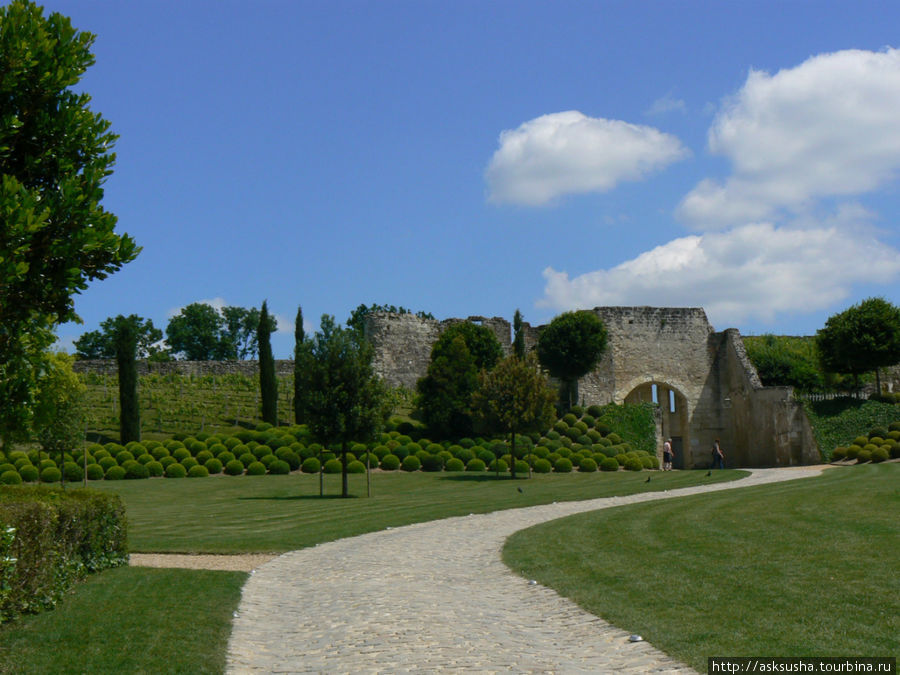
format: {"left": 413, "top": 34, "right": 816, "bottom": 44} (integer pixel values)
{"left": 293, "top": 305, "right": 304, "bottom": 424}
{"left": 513, "top": 309, "right": 526, "bottom": 359}
{"left": 113, "top": 316, "right": 140, "bottom": 443}
{"left": 258, "top": 301, "right": 277, "bottom": 425}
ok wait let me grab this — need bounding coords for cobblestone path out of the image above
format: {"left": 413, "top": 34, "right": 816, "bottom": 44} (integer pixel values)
{"left": 227, "top": 467, "right": 824, "bottom": 674}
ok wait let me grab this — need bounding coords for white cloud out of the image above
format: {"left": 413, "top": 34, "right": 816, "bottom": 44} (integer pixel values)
{"left": 485, "top": 110, "right": 689, "bottom": 205}
{"left": 646, "top": 94, "right": 687, "bottom": 116}
{"left": 679, "top": 48, "right": 900, "bottom": 228}
{"left": 538, "top": 222, "right": 900, "bottom": 328}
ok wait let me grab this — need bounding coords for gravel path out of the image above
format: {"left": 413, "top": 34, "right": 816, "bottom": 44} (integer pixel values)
{"left": 225, "top": 466, "right": 827, "bottom": 674}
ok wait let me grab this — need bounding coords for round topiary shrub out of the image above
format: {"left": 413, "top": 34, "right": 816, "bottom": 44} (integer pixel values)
{"left": 63, "top": 462, "right": 83, "bottom": 482}
{"left": 275, "top": 448, "right": 301, "bottom": 470}
{"left": 165, "top": 463, "right": 187, "bottom": 478}
{"left": 852, "top": 436, "right": 869, "bottom": 447}
{"left": 640, "top": 456, "right": 655, "bottom": 470}
{"left": 300, "top": 457, "right": 320, "bottom": 473}
{"left": 115, "top": 450, "right": 135, "bottom": 465}
{"left": 208, "top": 443, "right": 227, "bottom": 456}
{"left": 181, "top": 457, "right": 198, "bottom": 471}
{"left": 514, "top": 459, "right": 529, "bottom": 474}
{"left": 204, "top": 458, "right": 223, "bottom": 474}
{"left": 40, "top": 466, "right": 61, "bottom": 483}
{"left": 172, "top": 447, "right": 191, "bottom": 462}
{"left": 554, "top": 457, "right": 573, "bottom": 473}
{"left": 466, "top": 458, "right": 486, "bottom": 472}
{"left": 421, "top": 454, "right": 443, "bottom": 472}
{"left": 125, "top": 462, "right": 149, "bottom": 479}
{"left": 871, "top": 447, "right": 889, "bottom": 463}
{"left": 245, "top": 461, "right": 266, "bottom": 476}
{"left": 624, "top": 457, "right": 643, "bottom": 471}
{"left": 39, "top": 458, "right": 56, "bottom": 471}
{"left": 401, "top": 455, "right": 421, "bottom": 472}
{"left": 579, "top": 457, "right": 598, "bottom": 473}
{"left": 891, "top": 444, "right": 900, "bottom": 459}
{"left": 85, "top": 463, "right": 105, "bottom": 481}
{"left": 14, "top": 464, "right": 36, "bottom": 483}
{"left": 145, "top": 461, "right": 163, "bottom": 477}
{"left": 531, "top": 458, "right": 551, "bottom": 473}
{"left": 223, "top": 436, "right": 241, "bottom": 450}
{"left": 323, "top": 458, "right": 343, "bottom": 474}
{"left": 599, "top": 456, "right": 619, "bottom": 472}
{"left": 345, "top": 460, "right": 366, "bottom": 474}
{"left": 1, "top": 470, "right": 22, "bottom": 485}
{"left": 375, "top": 454, "right": 397, "bottom": 471}
{"left": 266, "top": 459, "right": 289, "bottom": 475}
{"left": 831, "top": 447, "right": 847, "bottom": 461}
{"left": 444, "top": 457, "right": 465, "bottom": 471}
{"left": 195, "top": 450, "right": 213, "bottom": 464}
{"left": 488, "top": 458, "right": 508, "bottom": 472}
{"left": 188, "top": 465, "right": 209, "bottom": 478}
{"left": 224, "top": 459, "right": 245, "bottom": 476}
{"left": 105, "top": 465, "right": 126, "bottom": 480}
{"left": 868, "top": 426, "right": 889, "bottom": 440}
{"left": 846, "top": 445, "right": 862, "bottom": 460}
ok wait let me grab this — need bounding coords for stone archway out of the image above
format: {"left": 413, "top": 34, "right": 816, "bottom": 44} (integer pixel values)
{"left": 624, "top": 382, "right": 691, "bottom": 469}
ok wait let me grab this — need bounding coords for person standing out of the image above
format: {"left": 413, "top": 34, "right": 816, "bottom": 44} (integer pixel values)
{"left": 662, "top": 438, "right": 673, "bottom": 470}
{"left": 712, "top": 438, "right": 725, "bottom": 469}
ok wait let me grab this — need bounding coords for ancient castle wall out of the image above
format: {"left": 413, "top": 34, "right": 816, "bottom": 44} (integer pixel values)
{"left": 72, "top": 359, "right": 295, "bottom": 377}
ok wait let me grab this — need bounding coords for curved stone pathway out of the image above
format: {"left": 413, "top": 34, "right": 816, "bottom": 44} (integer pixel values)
{"left": 227, "top": 467, "right": 826, "bottom": 674}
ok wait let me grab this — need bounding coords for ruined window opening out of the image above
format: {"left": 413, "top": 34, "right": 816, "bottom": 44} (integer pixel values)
{"left": 651, "top": 384, "right": 659, "bottom": 404}
{"left": 669, "top": 389, "right": 676, "bottom": 413}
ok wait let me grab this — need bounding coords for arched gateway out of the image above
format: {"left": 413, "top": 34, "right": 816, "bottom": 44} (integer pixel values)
{"left": 364, "top": 307, "right": 820, "bottom": 468}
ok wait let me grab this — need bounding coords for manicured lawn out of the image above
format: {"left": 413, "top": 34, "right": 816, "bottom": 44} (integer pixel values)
{"left": 0, "top": 566, "right": 245, "bottom": 674}
{"left": 503, "top": 463, "right": 899, "bottom": 671}
{"left": 89, "top": 468, "right": 747, "bottom": 553}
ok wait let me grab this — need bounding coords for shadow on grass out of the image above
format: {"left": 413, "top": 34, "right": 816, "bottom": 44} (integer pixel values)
{"left": 237, "top": 494, "right": 359, "bottom": 501}
{"left": 439, "top": 474, "right": 529, "bottom": 482}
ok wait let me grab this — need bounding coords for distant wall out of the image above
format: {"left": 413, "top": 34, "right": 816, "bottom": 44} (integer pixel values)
{"left": 72, "top": 359, "right": 295, "bottom": 377}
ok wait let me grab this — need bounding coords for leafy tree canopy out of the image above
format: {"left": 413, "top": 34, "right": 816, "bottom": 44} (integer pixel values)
{"left": 33, "top": 351, "right": 87, "bottom": 457}
{"left": 536, "top": 310, "right": 608, "bottom": 410}
{"left": 816, "top": 297, "right": 900, "bottom": 390}
{"left": 434, "top": 322, "right": 503, "bottom": 372}
{"left": 417, "top": 335, "right": 479, "bottom": 438}
{"left": 0, "top": 1, "right": 138, "bottom": 440}
{"left": 295, "top": 315, "right": 390, "bottom": 496}
{"left": 74, "top": 315, "right": 163, "bottom": 360}
{"left": 165, "top": 303, "right": 275, "bottom": 360}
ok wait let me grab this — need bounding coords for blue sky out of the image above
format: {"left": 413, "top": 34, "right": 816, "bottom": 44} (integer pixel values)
{"left": 48, "top": 0, "right": 900, "bottom": 358}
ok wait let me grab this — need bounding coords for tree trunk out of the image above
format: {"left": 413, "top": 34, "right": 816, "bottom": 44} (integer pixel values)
{"left": 510, "top": 428, "right": 517, "bottom": 479}
{"left": 341, "top": 441, "right": 349, "bottom": 498}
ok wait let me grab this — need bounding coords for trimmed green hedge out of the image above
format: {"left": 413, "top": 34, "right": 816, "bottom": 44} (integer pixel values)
{"left": 0, "top": 485, "right": 127, "bottom": 623}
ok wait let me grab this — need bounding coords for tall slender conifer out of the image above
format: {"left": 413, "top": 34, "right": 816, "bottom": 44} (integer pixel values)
{"left": 258, "top": 301, "right": 277, "bottom": 425}
{"left": 293, "top": 305, "right": 304, "bottom": 424}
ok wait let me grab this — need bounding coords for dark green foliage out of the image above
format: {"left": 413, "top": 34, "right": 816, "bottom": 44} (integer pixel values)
{"left": 417, "top": 335, "right": 479, "bottom": 438}
{"left": 537, "top": 311, "right": 607, "bottom": 411}
{"left": 579, "top": 457, "right": 597, "bottom": 472}
{"left": 553, "top": 457, "right": 573, "bottom": 473}
{"left": 104, "top": 465, "right": 125, "bottom": 480}
{"left": 295, "top": 315, "right": 390, "bottom": 497}
{"left": 267, "top": 459, "right": 289, "bottom": 475}
{"left": 445, "top": 458, "right": 465, "bottom": 471}
{"left": 225, "top": 459, "right": 245, "bottom": 476}
{"left": 533, "top": 458, "right": 552, "bottom": 473}
{"left": 294, "top": 305, "right": 304, "bottom": 424}
{"left": 125, "top": 462, "right": 149, "bottom": 479}
{"left": 421, "top": 454, "right": 443, "bottom": 472}
{"left": 625, "top": 457, "right": 644, "bottom": 471}
{"left": 180, "top": 457, "right": 198, "bottom": 471}
{"left": 513, "top": 309, "right": 526, "bottom": 359}
{"left": 323, "top": 459, "right": 343, "bottom": 474}
{"left": 258, "top": 301, "right": 277, "bottom": 426}
{"left": 1, "top": 471, "right": 21, "bottom": 485}
{"left": 804, "top": 398, "right": 900, "bottom": 460}
{"left": 146, "top": 461, "right": 163, "bottom": 477}
{"left": 466, "top": 458, "right": 486, "bottom": 472}
{"left": 600, "top": 456, "right": 620, "bottom": 471}
{"left": 164, "top": 463, "right": 186, "bottom": 478}
{"left": 62, "top": 462, "right": 83, "bottom": 482}
{"left": 0, "top": 1, "right": 139, "bottom": 443}
{"left": 817, "top": 297, "right": 900, "bottom": 391}
{"left": 379, "top": 454, "right": 400, "bottom": 471}
{"left": 401, "top": 455, "right": 421, "bottom": 472}
{"left": 187, "top": 465, "right": 209, "bottom": 478}
{"left": 743, "top": 335, "right": 825, "bottom": 391}
{"left": 346, "top": 460, "right": 366, "bottom": 474}
{"left": 116, "top": 319, "right": 142, "bottom": 445}
{"left": 204, "top": 458, "right": 223, "bottom": 474}
{"left": 74, "top": 315, "right": 162, "bottom": 361}
{"left": 17, "top": 465, "right": 38, "bottom": 482}
{"left": 246, "top": 461, "right": 267, "bottom": 476}
{"left": 165, "top": 303, "right": 232, "bottom": 361}
{"left": 39, "top": 466, "right": 61, "bottom": 483}
{"left": 0, "top": 485, "right": 126, "bottom": 621}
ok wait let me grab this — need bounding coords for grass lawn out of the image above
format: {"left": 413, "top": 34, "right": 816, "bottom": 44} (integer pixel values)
{"left": 86, "top": 468, "right": 747, "bottom": 553}
{"left": 503, "top": 463, "right": 899, "bottom": 671}
{"left": 0, "top": 566, "right": 245, "bottom": 674}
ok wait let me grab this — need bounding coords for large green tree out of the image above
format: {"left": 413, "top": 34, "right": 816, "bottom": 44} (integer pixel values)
{"left": 258, "top": 301, "right": 277, "bottom": 426}
{"left": 165, "top": 303, "right": 231, "bottom": 360}
{"left": 295, "top": 315, "right": 389, "bottom": 497}
{"left": 293, "top": 305, "right": 304, "bottom": 424}
{"left": 0, "top": 1, "right": 139, "bottom": 443}
{"left": 33, "top": 351, "right": 87, "bottom": 475}
{"left": 816, "top": 297, "right": 900, "bottom": 394}
{"left": 74, "top": 315, "right": 163, "bottom": 360}
{"left": 536, "top": 310, "right": 608, "bottom": 411}
{"left": 472, "top": 353, "right": 557, "bottom": 479}
{"left": 416, "top": 322, "right": 503, "bottom": 438}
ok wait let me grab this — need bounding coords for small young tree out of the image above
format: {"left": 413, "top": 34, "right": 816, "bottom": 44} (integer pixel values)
{"left": 33, "top": 352, "right": 87, "bottom": 483}
{"left": 537, "top": 310, "right": 608, "bottom": 411}
{"left": 816, "top": 297, "right": 900, "bottom": 394}
{"left": 472, "top": 353, "right": 557, "bottom": 479}
{"left": 295, "top": 315, "right": 390, "bottom": 497}
{"left": 258, "top": 301, "right": 278, "bottom": 426}
{"left": 293, "top": 305, "right": 305, "bottom": 424}
{"left": 513, "top": 309, "right": 526, "bottom": 360}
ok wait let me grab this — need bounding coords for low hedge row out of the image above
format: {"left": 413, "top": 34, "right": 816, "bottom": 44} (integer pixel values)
{"left": 830, "top": 420, "right": 900, "bottom": 463}
{"left": 0, "top": 485, "right": 127, "bottom": 624}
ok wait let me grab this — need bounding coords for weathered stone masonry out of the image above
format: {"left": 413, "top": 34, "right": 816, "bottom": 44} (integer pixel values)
{"left": 363, "top": 307, "right": 821, "bottom": 468}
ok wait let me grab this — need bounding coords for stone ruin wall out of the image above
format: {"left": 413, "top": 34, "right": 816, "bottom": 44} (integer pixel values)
{"left": 72, "top": 359, "right": 296, "bottom": 378}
